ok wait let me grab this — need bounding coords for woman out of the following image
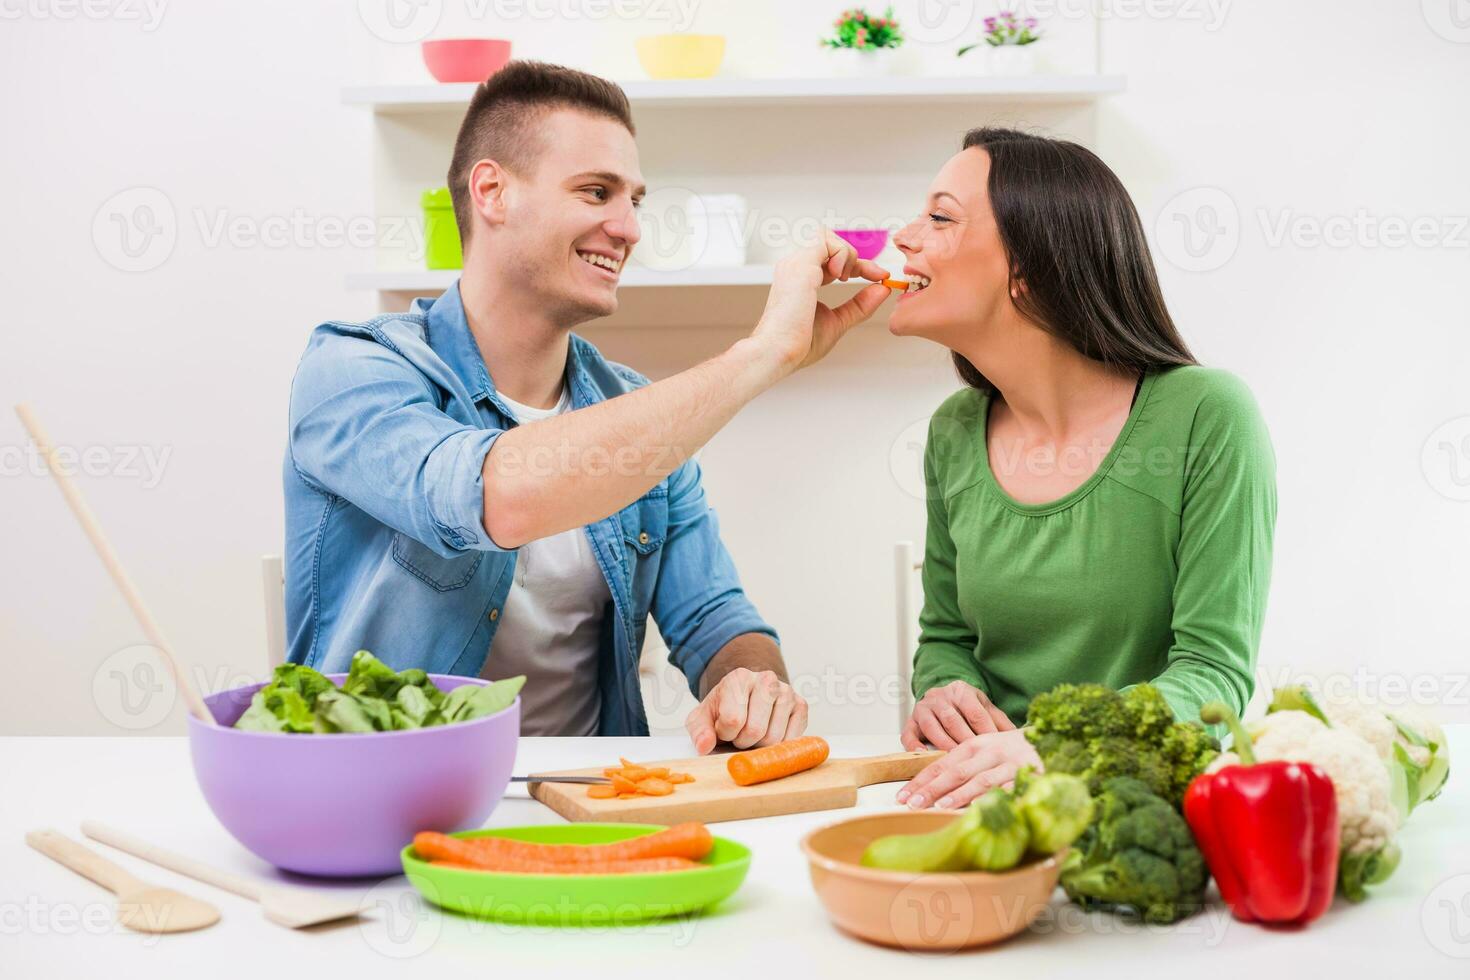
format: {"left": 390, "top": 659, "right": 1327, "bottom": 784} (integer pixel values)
{"left": 891, "top": 128, "right": 1276, "bottom": 810}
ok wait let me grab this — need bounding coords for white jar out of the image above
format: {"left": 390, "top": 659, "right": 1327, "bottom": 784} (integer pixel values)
{"left": 690, "top": 194, "right": 748, "bottom": 268}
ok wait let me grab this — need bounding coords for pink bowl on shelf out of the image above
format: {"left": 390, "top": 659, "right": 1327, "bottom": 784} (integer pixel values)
{"left": 421, "top": 39, "right": 512, "bottom": 84}
{"left": 834, "top": 228, "right": 890, "bottom": 260}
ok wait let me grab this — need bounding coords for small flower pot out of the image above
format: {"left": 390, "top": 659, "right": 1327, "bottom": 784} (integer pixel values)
{"left": 827, "top": 47, "right": 898, "bottom": 78}
{"left": 987, "top": 44, "right": 1037, "bottom": 75}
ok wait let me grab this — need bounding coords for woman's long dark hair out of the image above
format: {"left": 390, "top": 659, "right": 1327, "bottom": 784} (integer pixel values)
{"left": 952, "top": 127, "right": 1196, "bottom": 393}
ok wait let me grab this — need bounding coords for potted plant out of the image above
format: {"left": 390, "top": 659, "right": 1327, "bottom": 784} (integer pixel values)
{"left": 958, "top": 10, "right": 1042, "bottom": 75}
{"left": 822, "top": 7, "right": 904, "bottom": 77}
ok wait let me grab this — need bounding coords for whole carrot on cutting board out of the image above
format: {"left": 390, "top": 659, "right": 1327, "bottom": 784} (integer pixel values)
{"left": 727, "top": 736, "right": 831, "bottom": 786}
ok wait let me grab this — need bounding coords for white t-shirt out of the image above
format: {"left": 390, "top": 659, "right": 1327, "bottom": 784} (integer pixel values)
{"left": 478, "top": 386, "right": 609, "bottom": 736}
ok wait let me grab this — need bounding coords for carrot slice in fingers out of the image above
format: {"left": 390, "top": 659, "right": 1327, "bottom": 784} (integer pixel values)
{"left": 727, "top": 736, "right": 831, "bottom": 786}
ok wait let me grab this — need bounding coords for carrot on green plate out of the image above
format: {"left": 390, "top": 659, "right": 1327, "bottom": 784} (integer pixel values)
{"left": 428, "top": 856, "right": 701, "bottom": 875}
{"left": 414, "top": 823, "right": 716, "bottom": 868}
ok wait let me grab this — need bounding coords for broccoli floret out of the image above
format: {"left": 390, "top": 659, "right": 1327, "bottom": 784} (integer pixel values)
{"left": 1060, "top": 777, "right": 1208, "bottom": 925}
{"left": 1026, "top": 731, "right": 1093, "bottom": 775}
{"left": 1082, "top": 736, "right": 1174, "bottom": 801}
{"left": 1157, "top": 721, "right": 1220, "bottom": 802}
{"left": 1120, "top": 685, "right": 1175, "bottom": 741}
{"left": 1025, "top": 683, "right": 1132, "bottom": 741}
{"left": 1027, "top": 684, "right": 1219, "bottom": 808}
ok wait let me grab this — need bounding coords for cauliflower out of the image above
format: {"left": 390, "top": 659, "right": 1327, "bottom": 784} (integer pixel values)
{"left": 1208, "top": 708, "right": 1401, "bottom": 901}
{"left": 1270, "top": 685, "right": 1451, "bottom": 815}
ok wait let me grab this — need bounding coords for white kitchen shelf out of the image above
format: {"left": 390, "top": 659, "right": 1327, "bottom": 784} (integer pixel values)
{"left": 347, "top": 264, "right": 779, "bottom": 292}
{"left": 342, "top": 74, "right": 1125, "bottom": 114}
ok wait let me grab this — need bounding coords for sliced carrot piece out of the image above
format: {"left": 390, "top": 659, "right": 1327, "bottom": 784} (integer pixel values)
{"left": 639, "top": 767, "right": 670, "bottom": 779}
{"left": 617, "top": 792, "right": 639, "bottom": 799}
{"left": 638, "top": 777, "right": 674, "bottom": 797}
{"left": 609, "top": 772, "right": 641, "bottom": 794}
{"left": 586, "top": 784, "right": 618, "bottom": 799}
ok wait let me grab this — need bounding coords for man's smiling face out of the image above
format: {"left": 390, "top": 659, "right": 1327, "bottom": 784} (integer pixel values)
{"left": 495, "top": 108, "right": 645, "bottom": 325}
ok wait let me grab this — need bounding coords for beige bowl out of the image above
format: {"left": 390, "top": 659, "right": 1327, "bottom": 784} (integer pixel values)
{"left": 800, "top": 811, "right": 1063, "bottom": 951}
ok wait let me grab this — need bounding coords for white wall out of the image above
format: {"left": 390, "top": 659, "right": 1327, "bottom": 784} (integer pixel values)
{"left": 2, "top": 1, "right": 1467, "bottom": 736}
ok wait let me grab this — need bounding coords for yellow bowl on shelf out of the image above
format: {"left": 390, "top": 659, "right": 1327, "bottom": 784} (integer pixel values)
{"left": 635, "top": 34, "right": 726, "bottom": 79}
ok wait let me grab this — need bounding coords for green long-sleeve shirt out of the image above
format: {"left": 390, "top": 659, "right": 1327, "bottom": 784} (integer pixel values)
{"left": 913, "top": 365, "right": 1277, "bottom": 730}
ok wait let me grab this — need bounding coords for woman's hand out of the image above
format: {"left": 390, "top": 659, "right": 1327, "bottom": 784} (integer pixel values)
{"left": 901, "top": 680, "right": 1016, "bottom": 751}
{"left": 896, "top": 729, "right": 1042, "bottom": 810}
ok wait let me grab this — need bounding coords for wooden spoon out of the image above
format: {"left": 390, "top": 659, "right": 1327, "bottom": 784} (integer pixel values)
{"left": 26, "top": 830, "right": 220, "bottom": 934}
{"left": 81, "top": 821, "right": 363, "bottom": 929}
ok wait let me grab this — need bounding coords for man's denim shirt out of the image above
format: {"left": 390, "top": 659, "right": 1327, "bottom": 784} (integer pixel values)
{"left": 282, "top": 283, "right": 776, "bottom": 735}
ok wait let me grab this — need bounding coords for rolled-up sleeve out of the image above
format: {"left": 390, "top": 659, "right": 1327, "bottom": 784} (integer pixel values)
{"left": 650, "top": 459, "right": 778, "bottom": 694}
{"left": 287, "top": 330, "right": 514, "bottom": 557}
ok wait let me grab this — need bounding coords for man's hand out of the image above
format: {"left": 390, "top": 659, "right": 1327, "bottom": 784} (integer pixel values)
{"left": 685, "top": 667, "right": 808, "bottom": 755}
{"left": 901, "top": 680, "right": 1016, "bottom": 751}
{"left": 748, "top": 229, "right": 893, "bottom": 377}
{"left": 896, "top": 729, "right": 1042, "bottom": 810}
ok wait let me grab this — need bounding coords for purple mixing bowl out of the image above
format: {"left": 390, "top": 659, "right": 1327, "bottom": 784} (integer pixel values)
{"left": 833, "top": 228, "right": 890, "bottom": 260}
{"left": 187, "top": 674, "right": 518, "bottom": 878}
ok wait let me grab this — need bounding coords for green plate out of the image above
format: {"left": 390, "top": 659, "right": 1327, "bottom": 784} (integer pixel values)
{"left": 401, "top": 824, "right": 751, "bottom": 925}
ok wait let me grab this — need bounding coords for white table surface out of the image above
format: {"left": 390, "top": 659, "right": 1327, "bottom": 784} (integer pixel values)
{"left": 5, "top": 730, "right": 1469, "bottom": 978}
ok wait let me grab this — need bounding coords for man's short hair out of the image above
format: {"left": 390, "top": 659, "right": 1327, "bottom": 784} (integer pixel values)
{"left": 446, "top": 60, "right": 635, "bottom": 243}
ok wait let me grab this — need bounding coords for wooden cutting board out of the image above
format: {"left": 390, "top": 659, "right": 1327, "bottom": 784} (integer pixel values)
{"left": 527, "top": 749, "right": 944, "bottom": 824}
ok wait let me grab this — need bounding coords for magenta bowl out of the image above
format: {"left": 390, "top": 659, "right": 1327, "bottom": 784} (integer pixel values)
{"left": 187, "top": 674, "right": 518, "bottom": 878}
{"left": 834, "top": 228, "right": 890, "bottom": 260}
{"left": 421, "top": 38, "right": 512, "bottom": 84}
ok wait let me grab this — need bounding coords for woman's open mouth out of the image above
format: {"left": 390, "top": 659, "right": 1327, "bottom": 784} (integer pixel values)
{"left": 898, "top": 273, "right": 930, "bottom": 299}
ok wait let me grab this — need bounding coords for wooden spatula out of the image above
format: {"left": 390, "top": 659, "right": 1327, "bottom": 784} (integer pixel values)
{"left": 81, "top": 821, "right": 363, "bottom": 929}
{"left": 13, "top": 403, "right": 214, "bottom": 724}
{"left": 26, "top": 830, "right": 220, "bottom": 934}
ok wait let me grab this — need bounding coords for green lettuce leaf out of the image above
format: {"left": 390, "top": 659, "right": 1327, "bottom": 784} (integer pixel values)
{"left": 232, "top": 652, "right": 523, "bottom": 734}
{"left": 441, "top": 676, "right": 526, "bottom": 724}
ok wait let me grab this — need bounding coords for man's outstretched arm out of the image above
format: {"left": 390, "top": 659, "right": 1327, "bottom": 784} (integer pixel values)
{"left": 481, "top": 232, "right": 891, "bottom": 548}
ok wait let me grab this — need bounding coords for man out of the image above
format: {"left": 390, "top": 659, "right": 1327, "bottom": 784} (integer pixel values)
{"left": 283, "top": 61, "right": 890, "bottom": 750}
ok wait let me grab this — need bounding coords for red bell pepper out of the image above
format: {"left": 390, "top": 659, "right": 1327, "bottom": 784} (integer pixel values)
{"left": 1183, "top": 702, "right": 1339, "bottom": 926}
